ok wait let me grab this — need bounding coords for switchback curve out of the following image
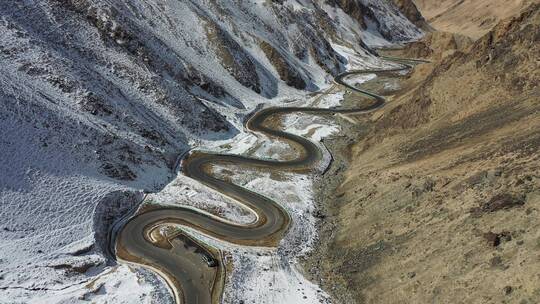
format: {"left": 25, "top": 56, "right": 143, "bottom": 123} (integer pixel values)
{"left": 115, "top": 56, "right": 425, "bottom": 304}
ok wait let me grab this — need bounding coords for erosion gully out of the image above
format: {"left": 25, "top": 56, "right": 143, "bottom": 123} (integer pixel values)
{"left": 113, "top": 56, "right": 426, "bottom": 304}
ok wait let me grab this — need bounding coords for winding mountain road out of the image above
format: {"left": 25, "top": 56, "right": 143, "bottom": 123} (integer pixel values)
{"left": 115, "top": 56, "right": 425, "bottom": 304}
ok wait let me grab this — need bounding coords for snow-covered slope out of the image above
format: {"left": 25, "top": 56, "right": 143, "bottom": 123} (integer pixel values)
{"left": 0, "top": 0, "right": 422, "bottom": 302}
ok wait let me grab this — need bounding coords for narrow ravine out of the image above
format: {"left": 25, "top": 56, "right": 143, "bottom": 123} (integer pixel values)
{"left": 114, "top": 56, "right": 426, "bottom": 304}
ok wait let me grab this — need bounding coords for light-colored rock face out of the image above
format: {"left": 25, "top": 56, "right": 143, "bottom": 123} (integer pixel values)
{"left": 391, "top": 31, "right": 474, "bottom": 61}
{"left": 0, "top": 0, "right": 422, "bottom": 303}
{"left": 414, "top": 0, "right": 534, "bottom": 39}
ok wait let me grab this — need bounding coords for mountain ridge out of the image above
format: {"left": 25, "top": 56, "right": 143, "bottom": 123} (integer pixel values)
{"left": 0, "top": 1, "right": 423, "bottom": 302}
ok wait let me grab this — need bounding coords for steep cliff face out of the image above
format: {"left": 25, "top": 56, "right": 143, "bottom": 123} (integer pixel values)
{"left": 0, "top": 0, "right": 423, "bottom": 303}
{"left": 326, "top": 0, "right": 423, "bottom": 42}
{"left": 391, "top": 0, "right": 432, "bottom": 31}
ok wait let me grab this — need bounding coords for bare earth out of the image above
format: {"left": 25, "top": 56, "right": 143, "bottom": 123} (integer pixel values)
{"left": 414, "top": 0, "right": 534, "bottom": 39}
{"left": 305, "top": 3, "right": 540, "bottom": 304}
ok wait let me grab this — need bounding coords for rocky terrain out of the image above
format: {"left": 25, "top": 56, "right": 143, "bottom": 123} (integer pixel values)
{"left": 0, "top": 1, "right": 423, "bottom": 303}
{"left": 391, "top": 0, "right": 432, "bottom": 31}
{"left": 305, "top": 2, "right": 540, "bottom": 304}
{"left": 414, "top": 0, "right": 535, "bottom": 39}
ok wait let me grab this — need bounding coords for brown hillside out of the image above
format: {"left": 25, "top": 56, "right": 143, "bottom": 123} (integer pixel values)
{"left": 306, "top": 3, "right": 540, "bottom": 304}
{"left": 414, "top": 0, "right": 534, "bottom": 39}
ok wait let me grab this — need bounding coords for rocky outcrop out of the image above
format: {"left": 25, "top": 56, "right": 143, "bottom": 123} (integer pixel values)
{"left": 326, "top": 0, "right": 424, "bottom": 42}
{"left": 391, "top": 0, "right": 432, "bottom": 31}
{"left": 92, "top": 191, "right": 144, "bottom": 261}
{"left": 202, "top": 17, "right": 263, "bottom": 95}
{"left": 259, "top": 40, "right": 306, "bottom": 90}
{"left": 397, "top": 31, "right": 473, "bottom": 60}
{"left": 325, "top": 0, "right": 370, "bottom": 29}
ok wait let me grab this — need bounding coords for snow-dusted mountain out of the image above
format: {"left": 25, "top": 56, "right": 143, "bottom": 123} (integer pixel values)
{"left": 0, "top": 0, "right": 421, "bottom": 302}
